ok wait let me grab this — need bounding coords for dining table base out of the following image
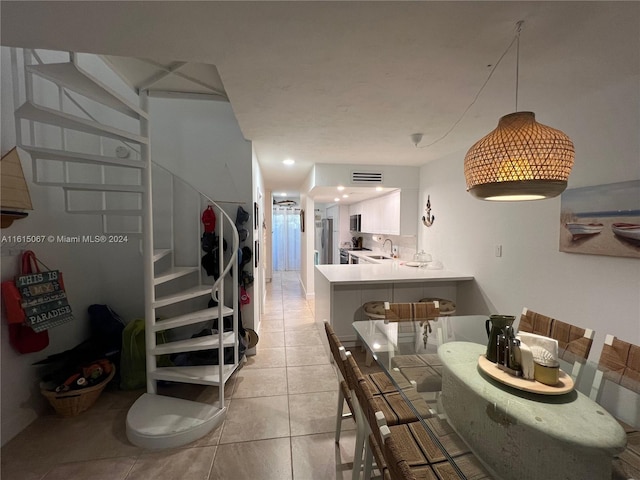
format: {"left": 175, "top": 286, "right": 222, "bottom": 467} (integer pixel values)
{"left": 439, "top": 342, "right": 626, "bottom": 480}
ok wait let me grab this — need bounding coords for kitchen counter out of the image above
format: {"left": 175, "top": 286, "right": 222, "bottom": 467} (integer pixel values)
{"left": 316, "top": 262, "right": 472, "bottom": 284}
{"left": 315, "top": 262, "right": 474, "bottom": 342}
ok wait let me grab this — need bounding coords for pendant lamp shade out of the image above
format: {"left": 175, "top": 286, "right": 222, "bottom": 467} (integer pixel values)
{"left": 464, "top": 112, "right": 575, "bottom": 201}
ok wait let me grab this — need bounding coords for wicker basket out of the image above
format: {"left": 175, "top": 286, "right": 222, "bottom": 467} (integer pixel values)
{"left": 41, "top": 365, "right": 115, "bottom": 417}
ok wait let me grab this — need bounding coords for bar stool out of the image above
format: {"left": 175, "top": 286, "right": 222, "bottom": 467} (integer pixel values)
{"left": 363, "top": 301, "right": 387, "bottom": 320}
{"left": 419, "top": 297, "right": 456, "bottom": 315}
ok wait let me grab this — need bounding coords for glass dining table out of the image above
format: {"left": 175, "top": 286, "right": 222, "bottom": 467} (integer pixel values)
{"left": 352, "top": 316, "right": 629, "bottom": 480}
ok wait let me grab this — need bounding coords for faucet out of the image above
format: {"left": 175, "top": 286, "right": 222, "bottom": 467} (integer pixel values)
{"left": 383, "top": 238, "right": 394, "bottom": 257}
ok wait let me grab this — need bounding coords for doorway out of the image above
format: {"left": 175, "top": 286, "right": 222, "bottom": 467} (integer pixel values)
{"left": 272, "top": 206, "right": 301, "bottom": 271}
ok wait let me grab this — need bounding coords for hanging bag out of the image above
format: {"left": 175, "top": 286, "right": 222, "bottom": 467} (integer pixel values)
{"left": 1, "top": 250, "right": 55, "bottom": 353}
{"left": 15, "top": 250, "right": 73, "bottom": 332}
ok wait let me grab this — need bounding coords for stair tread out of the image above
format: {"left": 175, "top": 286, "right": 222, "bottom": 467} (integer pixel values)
{"left": 150, "top": 364, "right": 240, "bottom": 386}
{"left": 153, "top": 285, "right": 213, "bottom": 308}
{"left": 152, "top": 331, "right": 236, "bottom": 355}
{"left": 16, "top": 101, "right": 148, "bottom": 145}
{"left": 153, "top": 249, "right": 172, "bottom": 262}
{"left": 27, "top": 62, "right": 147, "bottom": 120}
{"left": 21, "top": 145, "right": 145, "bottom": 169}
{"left": 154, "top": 266, "right": 199, "bottom": 285}
{"left": 153, "top": 306, "right": 234, "bottom": 332}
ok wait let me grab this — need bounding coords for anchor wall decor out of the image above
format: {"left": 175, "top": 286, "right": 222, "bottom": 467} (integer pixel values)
{"left": 422, "top": 195, "right": 435, "bottom": 227}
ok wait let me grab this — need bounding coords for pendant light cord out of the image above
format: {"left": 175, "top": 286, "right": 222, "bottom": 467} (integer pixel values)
{"left": 417, "top": 21, "right": 524, "bottom": 149}
{"left": 515, "top": 20, "right": 524, "bottom": 112}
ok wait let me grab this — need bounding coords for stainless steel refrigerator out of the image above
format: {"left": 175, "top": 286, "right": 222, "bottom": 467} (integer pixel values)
{"left": 320, "top": 218, "right": 334, "bottom": 264}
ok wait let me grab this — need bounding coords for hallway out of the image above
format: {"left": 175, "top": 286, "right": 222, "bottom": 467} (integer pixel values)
{"left": 1, "top": 271, "right": 358, "bottom": 480}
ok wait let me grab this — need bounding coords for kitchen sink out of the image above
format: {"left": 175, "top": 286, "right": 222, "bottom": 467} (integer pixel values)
{"left": 367, "top": 255, "right": 391, "bottom": 260}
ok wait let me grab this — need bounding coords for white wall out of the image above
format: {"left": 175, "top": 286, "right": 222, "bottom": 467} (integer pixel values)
{"left": 148, "top": 96, "right": 257, "bottom": 331}
{"left": 1, "top": 48, "right": 143, "bottom": 445}
{"left": 251, "top": 146, "right": 266, "bottom": 337}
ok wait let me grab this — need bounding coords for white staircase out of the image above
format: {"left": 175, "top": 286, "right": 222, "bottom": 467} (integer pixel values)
{"left": 12, "top": 48, "right": 242, "bottom": 449}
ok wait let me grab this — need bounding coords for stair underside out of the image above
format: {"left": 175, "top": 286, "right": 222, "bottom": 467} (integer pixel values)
{"left": 26, "top": 62, "right": 147, "bottom": 120}
{"left": 21, "top": 145, "right": 145, "bottom": 169}
{"left": 66, "top": 209, "right": 143, "bottom": 216}
{"left": 150, "top": 363, "right": 240, "bottom": 387}
{"left": 126, "top": 393, "right": 225, "bottom": 449}
{"left": 33, "top": 181, "right": 144, "bottom": 192}
{"left": 153, "top": 305, "right": 234, "bottom": 332}
{"left": 16, "top": 101, "right": 148, "bottom": 145}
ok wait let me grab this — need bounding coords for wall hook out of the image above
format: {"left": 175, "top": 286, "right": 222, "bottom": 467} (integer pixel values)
{"left": 422, "top": 195, "right": 435, "bottom": 227}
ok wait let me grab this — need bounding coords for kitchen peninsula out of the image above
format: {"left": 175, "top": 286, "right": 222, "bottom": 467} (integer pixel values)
{"left": 315, "top": 261, "right": 473, "bottom": 342}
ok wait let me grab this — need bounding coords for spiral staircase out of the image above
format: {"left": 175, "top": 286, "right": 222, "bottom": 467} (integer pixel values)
{"left": 10, "top": 48, "right": 243, "bottom": 448}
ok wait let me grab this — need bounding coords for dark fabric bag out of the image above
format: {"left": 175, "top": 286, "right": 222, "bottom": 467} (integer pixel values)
{"left": 88, "top": 305, "right": 124, "bottom": 355}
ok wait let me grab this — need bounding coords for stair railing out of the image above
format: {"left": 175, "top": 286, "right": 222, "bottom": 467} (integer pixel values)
{"left": 147, "top": 159, "right": 241, "bottom": 400}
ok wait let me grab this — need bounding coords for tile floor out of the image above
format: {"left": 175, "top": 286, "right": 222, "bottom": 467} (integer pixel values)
{"left": 1, "top": 271, "right": 362, "bottom": 480}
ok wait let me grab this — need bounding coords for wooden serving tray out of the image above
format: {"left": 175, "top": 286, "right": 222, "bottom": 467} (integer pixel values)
{"left": 477, "top": 355, "right": 574, "bottom": 395}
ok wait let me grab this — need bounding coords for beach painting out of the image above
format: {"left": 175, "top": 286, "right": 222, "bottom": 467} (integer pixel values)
{"left": 560, "top": 180, "right": 640, "bottom": 259}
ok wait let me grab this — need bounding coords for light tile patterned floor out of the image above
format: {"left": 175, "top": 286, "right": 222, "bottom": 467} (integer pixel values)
{"left": 0, "top": 271, "right": 358, "bottom": 480}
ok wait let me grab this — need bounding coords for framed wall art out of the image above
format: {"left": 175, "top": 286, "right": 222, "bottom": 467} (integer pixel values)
{"left": 559, "top": 180, "right": 640, "bottom": 259}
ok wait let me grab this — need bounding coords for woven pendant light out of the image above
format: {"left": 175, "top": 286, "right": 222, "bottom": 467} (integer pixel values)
{"left": 464, "top": 112, "right": 575, "bottom": 200}
{"left": 464, "top": 22, "right": 575, "bottom": 201}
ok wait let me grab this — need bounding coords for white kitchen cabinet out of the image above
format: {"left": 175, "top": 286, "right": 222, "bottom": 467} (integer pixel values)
{"left": 358, "top": 190, "right": 402, "bottom": 235}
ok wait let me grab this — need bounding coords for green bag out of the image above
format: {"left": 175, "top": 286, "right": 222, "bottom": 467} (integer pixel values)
{"left": 120, "top": 319, "right": 171, "bottom": 390}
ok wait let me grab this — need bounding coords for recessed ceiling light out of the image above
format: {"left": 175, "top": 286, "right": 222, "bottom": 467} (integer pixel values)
{"left": 334, "top": 197, "right": 340, "bottom": 202}
{"left": 342, "top": 194, "right": 349, "bottom": 198}
{"left": 282, "top": 159, "right": 295, "bottom": 165}
{"left": 337, "top": 185, "right": 345, "bottom": 191}
{"left": 375, "top": 186, "right": 383, "bottom": 192}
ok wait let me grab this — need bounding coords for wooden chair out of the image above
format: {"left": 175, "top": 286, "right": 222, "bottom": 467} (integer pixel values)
{"left": 589, "top": 334, "right": 640, "bottom": 480}
{"left": 377, "top": 416, "right": 492, "bottom": 480}
{"left": 518, "top": 307, "right": 595, "bottom": 382}
{"left": 324, "top": 321, "right": 425, "bottom": 445}
{"left": 384, "top": 301, "right": 440, "bottom": 322}
{"left": 344, "top": 351, "right": 433, "bottom": 480}
{"left": 324, "top": 321, "right": 356, "bottom": 443}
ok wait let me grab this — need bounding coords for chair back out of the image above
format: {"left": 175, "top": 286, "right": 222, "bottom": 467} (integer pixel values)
{"left": 518, "top": 308, "right": 594, "bottom": 361}
{"left": 379, "top": 425, "right": 418, "bottom": 480}
{"left": 324, "top": 321, "right": 350, "bottom": 382}
{"left": 384, "top": 302, "right": 439, "bottom": 322}
{"left": 346, "top": 353, "right": 386, "bottom": 442}
{"left": 591, "top": 334, "right": 640, "bottom": 400}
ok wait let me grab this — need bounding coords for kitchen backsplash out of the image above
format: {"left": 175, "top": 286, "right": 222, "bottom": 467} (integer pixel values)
{"left": 358, "top": 233, "right": 417, "bottom": 260}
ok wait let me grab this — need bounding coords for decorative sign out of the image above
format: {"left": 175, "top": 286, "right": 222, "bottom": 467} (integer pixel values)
{"left": 17, "top": 270, "right": 73, "bottom": 332}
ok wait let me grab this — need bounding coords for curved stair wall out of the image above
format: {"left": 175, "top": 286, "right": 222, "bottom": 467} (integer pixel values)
{"left": 11, "top": 47, "right": 243, "bottom": 449}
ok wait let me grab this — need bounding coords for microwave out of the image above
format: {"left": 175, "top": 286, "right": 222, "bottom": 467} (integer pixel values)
{"left": 350, "top": 214, "right": 361, "bottom": 232}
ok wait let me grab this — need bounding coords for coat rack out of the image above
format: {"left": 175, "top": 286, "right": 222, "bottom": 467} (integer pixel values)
{"left": 422, "top": 195, "right": 435, "bottom": 227}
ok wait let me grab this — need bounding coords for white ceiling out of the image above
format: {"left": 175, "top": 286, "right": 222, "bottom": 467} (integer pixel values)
{"left": 2, "top": 2, "right": 638, "bottom": 204}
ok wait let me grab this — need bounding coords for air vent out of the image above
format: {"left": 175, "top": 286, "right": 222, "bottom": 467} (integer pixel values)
{"left": 351, "top": 171, "right": 383, "bottom": 184}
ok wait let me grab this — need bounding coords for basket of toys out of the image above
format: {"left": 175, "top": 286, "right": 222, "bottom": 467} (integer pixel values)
{"left": 40, "top": 359, "right": 115, "bottom": 417}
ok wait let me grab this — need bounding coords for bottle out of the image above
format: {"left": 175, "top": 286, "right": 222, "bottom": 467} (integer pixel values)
{"left": 496, "top": 333, "right": 507, "bottom": 365}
